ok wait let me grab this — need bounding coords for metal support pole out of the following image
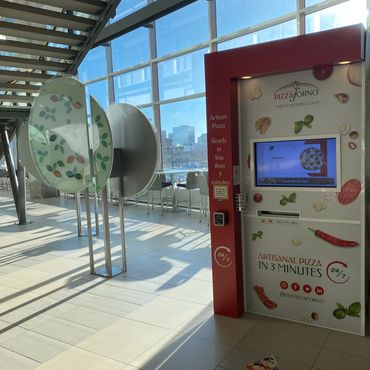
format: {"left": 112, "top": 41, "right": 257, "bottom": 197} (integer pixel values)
{"left": 0, "top": 126, "right": 19, "bottom": 218}
{"left": 102, "top": 187, "right": 112, "bottom": 275}
{"left": 297, "top": 0, "right": 305, "bottom": 36}
{"left": 77, "top": 191, "right": 99, "bottom": 237}
{"left": 119, "top": 176, "right": 127, "bottom": 272}
{"left": 208, "top": 0, "right": 217, "bottom": 52}
{"left": 76, "top": 191, "right": 83, "bottom": 237}
{"left": 16, "top": 157, "right": 27, "bottom": 225}
{"left": 84, "top": 188, "right": 95, "bottom": 274}
{"left": 93, "top": 192, "right": 100, "bottom": 236}
{"left": 91, "top": 185, "right": 124, "bottom": 277}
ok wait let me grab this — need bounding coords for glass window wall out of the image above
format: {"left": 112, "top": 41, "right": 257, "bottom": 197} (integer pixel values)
{"left": 114, "top": 67, "right": 152, "bottom": 105}
{"left": 216, "top": 0, "right": 296, "bottom": 37}
{"left": 160, "top": 97, "right": 207, "bottom": 170}
{"left": 85, "top": 79, "right": 109, "bottom": 111}
{"left": 140, "top": 106, "right": 154, "bottom": 125}
{"left": 218, "top": 20, "right": 297, "bottom": 51}
{"left": 158, "top": 48, "right": 207, "bottom": 101}
{"left": 155, "top": 1, "right": 208, "bottom": 57}
{"left": 111, "top": 27, "right": 150, "bottom": 71}
{"left": 306, "top": 0, "right": 367, "bottom": 34}
{"left": 78, "top": 46, "right": 107, "bottom": 82}
{"left": 305, "top": 0, "right": 325, "bottom": 6}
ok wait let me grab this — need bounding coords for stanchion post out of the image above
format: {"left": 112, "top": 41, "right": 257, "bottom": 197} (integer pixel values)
{"left": 94, "top": 192, "right": 99, "bottom": 236}
{"left": 84, "top": 188, "right": 95, "bottom": 274}
{"left": 76, "top": 191, "right": 83, "bottom": 237}
{"left": 101, "top": 186, "right": 112, "bottom": 276}
{"left": 119, "top": 176, "right": 127, "bottom": 272}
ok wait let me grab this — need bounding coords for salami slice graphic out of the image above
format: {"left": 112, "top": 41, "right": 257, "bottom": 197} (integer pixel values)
{"left": 254, "top": 285, "right": 277, "bottom": 310}
{"left": 338, "top": 179, "right": 361, "bottom": 205}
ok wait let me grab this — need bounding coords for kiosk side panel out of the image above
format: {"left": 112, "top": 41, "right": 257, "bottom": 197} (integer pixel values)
{"left": 206, "top": 77, "right": 244, "bottom": 317}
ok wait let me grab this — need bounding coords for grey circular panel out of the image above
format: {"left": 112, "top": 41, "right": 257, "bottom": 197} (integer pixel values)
{"left": 107, "top": 104, "right": 158, "bottom": 197}
{"left": 17, "top": 122, "right": 44, "bottom": 182}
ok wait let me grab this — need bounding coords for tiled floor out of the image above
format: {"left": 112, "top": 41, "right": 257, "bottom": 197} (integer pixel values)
{"left": 0, "top": 190, "right": 370, "bottom": 370}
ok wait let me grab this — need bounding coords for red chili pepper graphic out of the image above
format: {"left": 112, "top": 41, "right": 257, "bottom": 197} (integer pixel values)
{"left": 308, "top": 228, "right": 358, "bottom": 247}
{"left": 254, "top": 285, "right": 278, "bottom": 310}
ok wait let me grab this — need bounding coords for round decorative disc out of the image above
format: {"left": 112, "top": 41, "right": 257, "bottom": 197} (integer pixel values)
{"left": 28, "top": 76, "right": 92, "bottom": 193}
{"left": 107, "top": 104, "right": 158, "bottom": 197}
{"left": 89, "top": 96, "right": 113, "bottom": 193}
{"left": 17, "top": 122, "right": 44, "bottom": 182}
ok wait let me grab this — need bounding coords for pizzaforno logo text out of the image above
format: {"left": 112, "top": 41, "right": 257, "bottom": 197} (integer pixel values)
{"left": 273, "top": 81, "right": 319, "bottom": 102}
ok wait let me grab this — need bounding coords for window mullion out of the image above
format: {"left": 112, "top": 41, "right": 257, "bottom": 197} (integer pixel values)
{"left": 148, "top": 0, "right": 162, "bottom": 168}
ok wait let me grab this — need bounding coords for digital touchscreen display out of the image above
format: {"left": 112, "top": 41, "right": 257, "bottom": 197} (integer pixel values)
{"left": 254, "top": 137, "right": 338, "bottom": 188}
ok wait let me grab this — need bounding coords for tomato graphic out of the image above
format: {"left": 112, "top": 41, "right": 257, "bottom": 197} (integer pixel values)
{"left": 53, "top": 170, "right": 62, "bottom": 177}
{"left": 291, "top": 282, "right": 300, "bottom": 291}
{"left": 315, "top": 286, "right": 324, "bottom": 296}
{"left": 303, "top": 284, "right": 312, "bottom": 293}
{"left": 73, "top": 101, "right": 83, "bottom": 109}
{"left": 280, "top": 281, "right": 288, "bottom": 290}
{"left": 67, "top": 155, "right": 75, "bottom": 163}
{"left": 253, "top": 193, "right": 263, "bottom": 203}
{"left": 76, "top": 156, "right": 85, "bottom": 164}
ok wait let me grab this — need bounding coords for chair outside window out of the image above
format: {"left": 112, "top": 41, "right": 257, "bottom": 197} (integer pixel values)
{"left": 147, "top": 173, "right": 173, "bottom": 215}
{"left": 0, "top": 168, "right": 9, "bottom": 190}
{"left": 175, "top": 171, "right": 201, "bottom": 214}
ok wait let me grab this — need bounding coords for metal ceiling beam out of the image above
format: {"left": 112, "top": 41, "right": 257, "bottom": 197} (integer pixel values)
{"left": 0, "top": 83, "right": 41, "bottom": 93}
{"left": 0, "top": 70, "right": 52, "bottom": 83}
{"left": 0, "top": 55, "right": 69, "bottom": 72}
{"left": 0, "top": 106, "right": 30, "bottom": 120}
{"left": 0, "top": 0, "right": 118, "bottom": 108}
{"left": 0, "top": 95, "right": 36, "bottom": 104}
{"left": 0, "top": 40, "right": 77, "bottom": 60}
{"left": 0, "top": 21, "right": 85, "bottom": 46}
{"left": 67, "top": 0, "right": 121, "bottom": 75}
{"left": 0, "top": 1, "right": 95, "bottom": 31}
{"left": 95, "top": 0, "right": 198, "bottom": 47}
{"left": 22, "top": 0, "right": 107, "bottom": 15}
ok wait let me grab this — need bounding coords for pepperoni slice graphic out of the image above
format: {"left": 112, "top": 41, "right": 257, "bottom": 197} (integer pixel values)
{"left": 338, "top": 179, "right": 361, "bottom": 205}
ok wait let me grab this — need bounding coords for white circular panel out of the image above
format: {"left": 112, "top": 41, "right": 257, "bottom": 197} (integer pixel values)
{"left": 28, "top": 76, "right": 92, "bottom": 193}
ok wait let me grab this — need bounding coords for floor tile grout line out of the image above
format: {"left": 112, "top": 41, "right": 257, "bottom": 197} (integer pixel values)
{"left": 310, "top": 329, "right": 330, "bottom": 368}
{"left": 217, "top": 346, "right": 268, "bottom": 370}
{"left": 137, "top": 322, "right": 230, "bottom": 370}
{"left": 233, "top": 325, "right": 323, "bottom": 367}
{"left": 313, "top": 346, "right": 370, "bottom": 363}
{"left": 235, "top": 324, "right": 329, "bottom": 349}
{"left": 232, "top": 316, "right": 261, "bottom": 349}
{"left": 0, "top": 342, "right": 42, "bottom": 364}
{"left": 36, "top": 311, "right": 122, "bottom": 332}
{"left": 59, "top": 343, "right": 133, "bottom": 367}
{"left": 71, "top": 282, "right": 213, "bottom": 307}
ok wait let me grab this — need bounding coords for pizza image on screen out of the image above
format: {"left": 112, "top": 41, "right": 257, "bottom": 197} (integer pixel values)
{"left": 300, "top": 147, "right": 323, "bottom": 171}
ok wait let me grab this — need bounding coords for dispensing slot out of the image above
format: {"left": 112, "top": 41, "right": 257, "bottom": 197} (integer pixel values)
{"left": 257, "top": 210, "right": 300, "bottom": 219}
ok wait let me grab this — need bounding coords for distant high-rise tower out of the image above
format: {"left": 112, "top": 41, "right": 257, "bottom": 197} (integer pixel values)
{"left": 172, "top": 125, "right": 195, "bottom": 145}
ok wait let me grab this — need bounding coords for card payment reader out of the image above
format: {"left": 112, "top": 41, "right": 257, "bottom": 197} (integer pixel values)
{"left": 213, "top": 212, "right": 227, "bottom": 226}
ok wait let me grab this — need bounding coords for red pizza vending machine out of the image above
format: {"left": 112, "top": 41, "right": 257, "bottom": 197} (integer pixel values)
{"left": 205, "top": 24, "right": 368, "bottom": 335}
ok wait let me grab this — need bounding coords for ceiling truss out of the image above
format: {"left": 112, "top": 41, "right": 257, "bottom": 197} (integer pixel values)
{"left": 0, "top": 0, "right": 120, "bottom": 115}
